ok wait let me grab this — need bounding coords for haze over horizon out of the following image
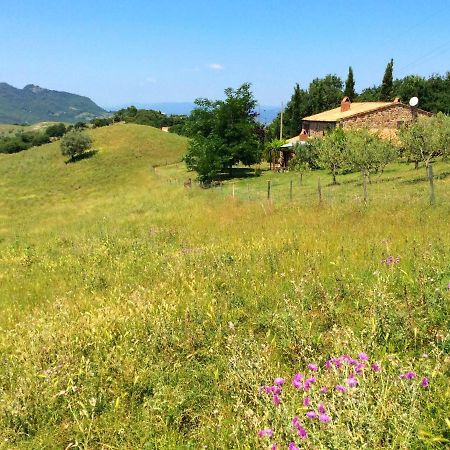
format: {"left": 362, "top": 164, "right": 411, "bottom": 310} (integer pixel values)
{"left": 1, "top": 0, "right": 449, "bottom": 109}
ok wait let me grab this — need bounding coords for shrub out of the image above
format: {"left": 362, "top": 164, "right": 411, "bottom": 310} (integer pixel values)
{"left": 60, "top": 130, "right": 93, "bottom": 161}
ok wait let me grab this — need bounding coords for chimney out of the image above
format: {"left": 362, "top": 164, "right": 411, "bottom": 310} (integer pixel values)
{"left": 341, "top": 96, "right": 351, "bottom": 112}
{"left": 299, "top": 129, "right": 308, "bottom": 141}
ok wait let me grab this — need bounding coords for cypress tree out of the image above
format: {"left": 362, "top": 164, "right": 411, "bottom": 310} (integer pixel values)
{"left": 344, "top": 66, "right": 356, "bottom": 101}
{"left": 380, "top": 59, "right": 394, "bottom": 101}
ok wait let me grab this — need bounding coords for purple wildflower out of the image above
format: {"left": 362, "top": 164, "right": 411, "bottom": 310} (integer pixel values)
{"left": 288, "top": 443, "right": 300, "bottom": 450}
{"left": 319, "top": 413, "right": 331, "bottom": 423}
{"left": 421, "top": 377, "right": 429, "bottom": 388}
{"left": 297, "top": 426, "right": 308, "bottom": 440}
{"left": 402, "top": 371, "right": 417, "bottom": 380}
{"left": 258, "top": 428, "right": 273, "bottom": 438}
{"left": 306, "top": 411, "right": 318, "bottom": 419}
{"left": 272, "top": 394, "right": 281, "bottom": 406}
{"left": 336, "top": 384, "right": 347, "bottom": 393}
{"left": 347, "top": 374, "right": 358, "bottom": 387}
{"left": 355, "top": 363, "right": 365, "bottom": 374}
{"left": 318, "top": 402, "right": 326, "bottom": 414}
{"left": 319, "top": 386, "right": 329, "bottom": 394}
{"left": 271, "top": 445, "right": 278, "bottom": 450}
{"left": 292, "top": 373, "right": 303, "bottom": 389}
{"left": 303, "top": 396, "right": 311, "bottom": 407}
{"left": 325, "top": 359, "right": 333, "bottom": 369}
{"left": 292, "top": 416, "right": 300, "bottom": 428}
{"left": 307, "top": 363, "right": 318, "bottom": 372}
{"left": 371, "top": 363, "right": 381, "bottom": 372}
{"left": 358, "top": 352, "right": 369, "bottom": 361}
{"left": 274, "top": 377, "right": 285, "bottom": 386}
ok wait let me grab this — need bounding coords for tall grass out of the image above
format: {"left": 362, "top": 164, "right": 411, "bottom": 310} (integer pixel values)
{"left": 0, "top": 128, "right": 449, "bottom": 448}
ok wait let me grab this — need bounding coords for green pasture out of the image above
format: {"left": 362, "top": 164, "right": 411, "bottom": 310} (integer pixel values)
{"left": 0, "top": 124, "right": 449, "bottom": 448}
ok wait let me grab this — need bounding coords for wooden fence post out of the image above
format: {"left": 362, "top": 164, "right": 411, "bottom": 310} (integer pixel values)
{"left": 428, "top": 163, "right": 435, "bottom": 204}
{"left": 362, "top": 170, "right": 368, "bottom": 205}
{"left": 267, "top": 180, "right": 271, "bottom": 200}
{"left": 317, "top": 177, "right": 322, "bottom": 203}
{"left": 290, "top": 179, "right": 293, "bottom": 201}
{"left": 300, "top": 173, "right": 303, "bottom": 186}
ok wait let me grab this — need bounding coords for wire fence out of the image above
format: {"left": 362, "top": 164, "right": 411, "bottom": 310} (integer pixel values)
{"left": 162, "top": 164, "right": 450, "bottom": 209}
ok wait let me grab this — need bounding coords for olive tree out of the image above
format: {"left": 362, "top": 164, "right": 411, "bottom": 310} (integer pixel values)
{"left": 346, "top": 129, "right": 397, "bottom": 182}
{"left": 399, "top": 112, "right": 450, "bottom": 169}
{"left": 60, "top": 130, "right": 93, "bottom": 162}
{"left": 317, "top": 127, "right": 348, "bottom": 184}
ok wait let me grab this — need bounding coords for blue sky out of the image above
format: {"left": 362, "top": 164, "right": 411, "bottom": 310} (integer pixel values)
{"left": 1, "top": 0, "right": 449, "bottom": 109}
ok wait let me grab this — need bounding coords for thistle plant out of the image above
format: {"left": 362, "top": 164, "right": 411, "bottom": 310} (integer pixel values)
{"left": 256, "top": 352, "right": 431, "bottom": 449}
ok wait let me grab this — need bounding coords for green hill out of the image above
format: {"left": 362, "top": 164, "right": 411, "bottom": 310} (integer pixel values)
{"left": 0, "top": 82, "right": 107, "bottom": 124}
{"left": 0, "top": 126, "right": 449, "bottom": 448}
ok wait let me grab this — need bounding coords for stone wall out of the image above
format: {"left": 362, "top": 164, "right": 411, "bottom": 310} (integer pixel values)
{"left": 303, "top": 121, "right": 335, "bottom": 137}
{"left": 341, "top": 104, "right": 429, "bottom": 130}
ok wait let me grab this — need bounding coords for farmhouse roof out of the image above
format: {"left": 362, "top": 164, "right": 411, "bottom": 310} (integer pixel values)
{"left": 302, "top": 102, "right": 392, "bottom": 122}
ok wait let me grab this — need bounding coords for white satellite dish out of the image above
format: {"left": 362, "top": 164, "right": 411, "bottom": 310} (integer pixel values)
{"left": 409, "top": 97, "right": 419, "bottom": 107}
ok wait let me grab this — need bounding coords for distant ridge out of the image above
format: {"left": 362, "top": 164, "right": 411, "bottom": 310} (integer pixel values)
{"left": 108, "top": 102, "right": 280, "bottom": 124}
{"left": 0, "top": 83, "right": 107, "bottom": 124}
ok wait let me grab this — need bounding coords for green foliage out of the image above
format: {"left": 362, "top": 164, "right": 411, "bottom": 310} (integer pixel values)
{"left": 344, "top": 66, "right": 356, "bottom": 101}
{"left": 308, "top": 74, "right": 343, "bottom": 114}
{"left": 380, "top": 58, "right": 394, "bottom": 101}
{"left": 289, "top": 139, "right": 321, "bottom": 171}
{"left": 346, "top": 128, "right": 398, "bottom": 177}
{"left": 317, "top": 127, "right": 348, "bottom": 184}
{"left": 113, "top": 106, "right": 188, "bottom": 135}
{"left": 283, "top": 84, "right": 309, "bottom": 138}
{"left": 60, "top": 129, "right": 93, "bottom": 161}
{"left": 91, "top": 117, "right": 114, "bottom": 128}
{"left": 0, "top": 128, "right": 51, "bottom": 154}
{"left": 0, "top": 82, "right": 106, "bottom": 124}
{"left": 268, "top": 76, "right": 343, "bottom": 139}
{"left": 185, "top": 83, "right": 262, "bottom": 182}
{"left": 45, "top": 122, "right": 66, "bottom": 138}
{"left": 399, "top": 113, "right": 450, "bottom": 168}
{"left": 263, "top": 138, "right": 286, "bottom": 168}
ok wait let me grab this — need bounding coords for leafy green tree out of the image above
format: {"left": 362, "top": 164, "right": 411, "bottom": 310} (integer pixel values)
{"left": 344, "top": 66, "right": 356, "bottom": 101}
{"left": 263, "top": 138, "right": 285, "bottom": 170}
{"left": 45, "top": 122, "right": 67, "bottom": 138}
{"left": 346, "top": 129, "right": 397, "bottom": 180}
{"left": 399, "top": 113, "right": 450, "bottom": 169}
{"left": 185, "top": 83, "right": 261, "bottom": 183}
{"left": 380, "top": 59, "right": 394, "bottom": 101}
{"left": 308, "top": 75, "right": 343, "bottom": 114}
{"left": 289, "top": 139, "right": 321, "bottom": 171}
{"left": 317, "top": 127, "right": 348, "bottom": 184}
{"left": 60, "top": 130, "right": 93, "bottom": 162}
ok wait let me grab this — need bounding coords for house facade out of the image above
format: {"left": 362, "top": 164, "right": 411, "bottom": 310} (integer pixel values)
{"left": 301, "top": 97, "right": 431, "bottom": 138}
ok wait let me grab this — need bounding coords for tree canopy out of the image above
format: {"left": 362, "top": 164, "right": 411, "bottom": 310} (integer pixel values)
{"left": 184, "top": 83, "right": 262, "bottom": 183}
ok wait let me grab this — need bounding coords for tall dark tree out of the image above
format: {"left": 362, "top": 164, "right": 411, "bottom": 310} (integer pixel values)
{"left": 380, "top": 59, "right": 394, "bottom": 101}
{"left": 283, "top": 83, "right": 309, "bottom": 137}
{"left": 344, "top": 66, "right": 356, "bottom": 101}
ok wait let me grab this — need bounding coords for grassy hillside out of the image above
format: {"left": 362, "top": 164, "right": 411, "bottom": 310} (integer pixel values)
{"left": 0, "top": 130, "right": 449, "bottom": 448}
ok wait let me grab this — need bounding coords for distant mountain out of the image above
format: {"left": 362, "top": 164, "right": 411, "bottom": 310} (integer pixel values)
{"left": 109, "top": 102, "right": 280, "bottom": 124}
{"left": 0, "top": 83, "right": 107, "bottom": 124}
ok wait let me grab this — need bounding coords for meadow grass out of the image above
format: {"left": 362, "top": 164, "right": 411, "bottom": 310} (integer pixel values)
{"left": 0, "top": 125, "right": 449, "bottom": 448}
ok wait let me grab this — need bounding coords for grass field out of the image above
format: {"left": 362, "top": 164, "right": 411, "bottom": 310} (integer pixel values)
{"left": 0, "top": 122, "right": 66, "bottom": 136}
{"left": 0, "top": 124, "right": 449, "bottom": 448}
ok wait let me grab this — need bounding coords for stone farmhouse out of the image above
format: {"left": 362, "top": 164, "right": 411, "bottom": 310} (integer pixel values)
{"left": 301, "top": 96, "right": 431, "bottom": 138}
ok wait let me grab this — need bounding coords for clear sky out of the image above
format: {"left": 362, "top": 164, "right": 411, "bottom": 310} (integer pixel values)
{"left": 1, "top": 0, "right": 449, "bottom": 108}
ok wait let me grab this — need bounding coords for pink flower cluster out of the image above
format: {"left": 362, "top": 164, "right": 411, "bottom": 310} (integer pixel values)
{"left": 258, "top": 352, "right": 430, "bottom": 448}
